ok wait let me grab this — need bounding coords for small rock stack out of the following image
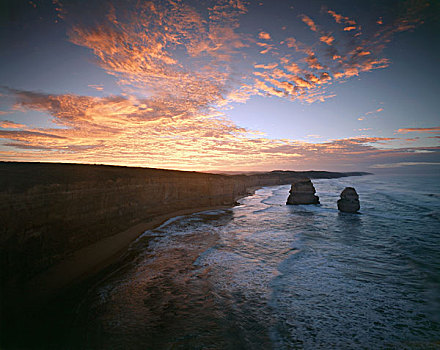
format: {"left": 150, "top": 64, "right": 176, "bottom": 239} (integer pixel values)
{"left": 286, "top": 179, "right": 320, "bottom": 205}
{"left": 337, "top": 187, "right": 360, "bottom": 213}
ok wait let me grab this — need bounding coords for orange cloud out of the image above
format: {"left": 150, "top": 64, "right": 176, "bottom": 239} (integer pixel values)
{"left": 283, "top": 61, "right": 302, "bottom": 74}
{"left": 397, "top": 127, "right": 440, "bottom": 134}
{"left": 258, "top": 32, "right": 271, "bottom": 40}
{"left": 304, "top": 54, "right": 324, "bottom": 70}
{"left": 245, "top": 2, "right": 425, "bottom": 106}
{"left": 358, "top": 51, "right": 371, "bottom": 56}
{"left": 284, "top": 37, "right": 299, "bottom": 49}
{"left": 4, "top": 89, "right": 436, "bottom": 171}
{"left": 0, "top": 120, "right": 26, "bottom": 129}
{"left": 358, "top": 107, "right": 384, "bottom": 121}
{"left": 69, "top": 0, "right": 249, "bottom": 114}
{"left": 254, "top": 63, "right": 278, "bottom": 69}
{"left": 327, "top": 10, "right": 356, "bottom": 26}
{"left": 88, "top": 84, "right": 104, "bottom": 91}
{"left": 2, "top": 88, "right": 438, "bottom": 171}
{"left": 1, "top": 1, "right": 435, "bottom": 170}
{"left": 320, "top": 35, "right": 334, "bottom": 45}
{"left": 300, "top": 15, "right": 318, "bottom": 32}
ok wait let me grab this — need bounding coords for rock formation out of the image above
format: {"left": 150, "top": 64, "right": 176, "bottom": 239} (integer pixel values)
{"left": 286, "top": 179, "right": 320, "bottom": 205}
{"left": 337, "top": 187, "right": 360, "bottom": 213}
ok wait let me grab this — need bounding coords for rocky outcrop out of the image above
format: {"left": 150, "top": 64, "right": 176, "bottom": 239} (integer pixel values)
{"left": 286, "top": 179, "right": 320, "bottom": 205}
{"left": 337, "top": 187, "right": 360, "bottom": 213}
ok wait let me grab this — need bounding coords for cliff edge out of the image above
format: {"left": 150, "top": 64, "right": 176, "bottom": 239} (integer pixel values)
{"left": 0, "top": 162, "right": 368, "bottom": 298}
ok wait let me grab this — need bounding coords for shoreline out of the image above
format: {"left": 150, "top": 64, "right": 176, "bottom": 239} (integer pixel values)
{"left": 24, "top": 202, "right": 249, "bottom": 305}
{"left": 1, "top": 161, "right": 368, "bottom": 296}
{"left": 1, "top": 202, "right": 252, "bottom": 349}
{"left": 0, "top": 162, "right": 371, "bottom": 348}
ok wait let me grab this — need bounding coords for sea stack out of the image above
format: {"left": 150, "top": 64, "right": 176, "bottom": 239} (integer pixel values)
{"left": 337, "top": 187, "right": 360, "bottom": 213}
{"left": 286, "top": 179, "right": 320, "bottom": 205}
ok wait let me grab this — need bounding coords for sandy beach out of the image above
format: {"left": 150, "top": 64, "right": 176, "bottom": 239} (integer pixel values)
{"left": 24, "top": 204, "right": 240, "bottom": 305}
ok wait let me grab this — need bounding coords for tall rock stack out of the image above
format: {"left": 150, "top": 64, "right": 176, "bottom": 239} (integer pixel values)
{"left": 337, "top": 187, "right": 360, "bottom": 213}
{"left": 286, "top": 179, "right": 320, "bottom": 205}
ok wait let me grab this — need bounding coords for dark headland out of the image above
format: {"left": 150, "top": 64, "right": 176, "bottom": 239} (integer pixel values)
{"left": 0, "top": 161, "right": 369, "bottom": 348}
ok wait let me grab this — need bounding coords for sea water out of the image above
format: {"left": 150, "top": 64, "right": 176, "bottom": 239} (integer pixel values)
{"left": 73, "top": 174, "right": 440, "bottom": 349}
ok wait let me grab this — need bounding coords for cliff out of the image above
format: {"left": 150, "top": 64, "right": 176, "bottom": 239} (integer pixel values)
{"left": 0, "top": 162, "right": 367, "bottom": 294}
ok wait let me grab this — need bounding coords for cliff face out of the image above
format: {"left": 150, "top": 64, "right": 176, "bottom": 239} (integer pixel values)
{"left": 0, "top": 165, "right": 235, "bottom": 284}
{"left": 0, "top": 163, "right": 364, "bottom": 287}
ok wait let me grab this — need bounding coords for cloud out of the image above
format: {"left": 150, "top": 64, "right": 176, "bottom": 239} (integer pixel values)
{"left": 254, "top": 63, "right": 278, "bottom": 70}
{"left": 358, "top": 107, "right": 384, "bottom": 121}
{"left": 327, "top": 10, "right": 357, "bottom": 26}
{"left": 397, "top": 127, "right": 440, "bottom": 134}
{"left": 88, "top": 84, "right": 104, "bottom": 91}
{"left": 370, "top": 162, "right": 440, "bottom": 168}
{"left": 2, "top": 87, "right": 438, "bottom": 171}
{"left": 68, "top": 0, "right": 250, "bottom": 117}
{"left": 0, "top": 120, "right": 26, "bottom": 129}
{"left": 300, "top": 15, "right": 318, "bottom": 32}
{"left": 258, "top": 31, "right": 271, "bottom": 40}
{"left": 1, "top": 0, "right": 435, "bottom": 171}
{"left": 0, "top": 130, "right": 66, "bottom": 140}
{"left": 320, "top": 35, "right": 334, "bottom": 45}
{"left": 249, "top": 2, "right": 426, "bottom": 105}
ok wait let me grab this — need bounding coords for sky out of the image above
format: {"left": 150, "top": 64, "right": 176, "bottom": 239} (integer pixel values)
{"left": 0, "top": 0, "right": 439, "bottom": 172}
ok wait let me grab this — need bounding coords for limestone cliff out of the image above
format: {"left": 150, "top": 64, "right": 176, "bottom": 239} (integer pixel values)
{"left": 0, "top": 162, "right": 366, "bottom": 289}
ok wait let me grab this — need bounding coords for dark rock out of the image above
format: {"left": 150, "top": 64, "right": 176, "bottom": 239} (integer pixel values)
{"left": 286, "top": 179, "right": 320, "bottom": 205}
{"left": 337, "top": 187, "right": 360, "bottom": 213}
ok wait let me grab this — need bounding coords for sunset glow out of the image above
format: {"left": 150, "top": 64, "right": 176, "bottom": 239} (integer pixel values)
{"left": 1, "top": 0, "right": 438, "bottom": 171}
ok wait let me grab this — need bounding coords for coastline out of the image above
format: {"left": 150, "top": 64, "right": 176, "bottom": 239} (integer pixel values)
{"left": 0, "top": 203, "right": 247, "bottom": 349}
{"left": 1, "top": 188, "right": 259, "bottom": 348}
{"left": 0, "top": 169, "right": 369, "bottom": 348}
{"left": 24, "top": 202, "right": 249, "bottom": 305}
{"left": 1, "top": 161, "right": 369, "bottom": 339}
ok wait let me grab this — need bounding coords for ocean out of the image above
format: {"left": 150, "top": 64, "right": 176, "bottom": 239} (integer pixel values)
{"left": 71, "top": 174, "right": 440, "bottom": 349}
